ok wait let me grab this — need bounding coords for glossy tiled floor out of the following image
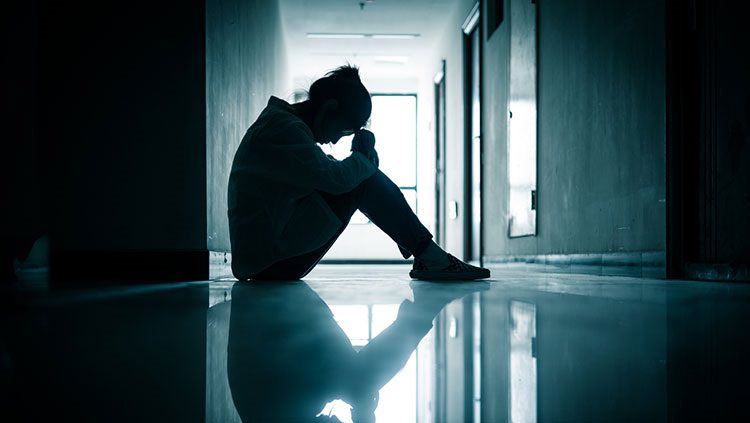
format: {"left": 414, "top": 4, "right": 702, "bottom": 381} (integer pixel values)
{"left": 2, "top": 264, "right": 750, "bottom": 422}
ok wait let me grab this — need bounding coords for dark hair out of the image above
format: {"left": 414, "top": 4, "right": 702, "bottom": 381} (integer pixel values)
{"left": 308, "top": 65, "right": 372, "bottom": 129}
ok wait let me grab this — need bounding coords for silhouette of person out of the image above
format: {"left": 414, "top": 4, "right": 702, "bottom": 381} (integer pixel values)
{"left": 227, "top": 280, "right": 488, "bottom": 422}
{"left": 227, "top": 65, "right": 490, "bottom": 281}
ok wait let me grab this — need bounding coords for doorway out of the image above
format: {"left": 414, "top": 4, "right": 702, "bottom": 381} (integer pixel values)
{"left": 434, "top": 61, "right": 447, "bottom": 249}
{"left": 463, "top": 2, "right": 482, "bottom": 263}
{"left": 507, "top": 0, "right": 538, "bottom": 238}
{"left": 666, "top": 0, "right": 750, "bottom": 280}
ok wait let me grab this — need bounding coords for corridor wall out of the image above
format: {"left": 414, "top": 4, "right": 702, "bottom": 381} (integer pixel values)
{"left": 206, "top": 0, "right": 290, "bottom": 255}
{"left": 482, "top": 0, "right": 667, "bottom": 265}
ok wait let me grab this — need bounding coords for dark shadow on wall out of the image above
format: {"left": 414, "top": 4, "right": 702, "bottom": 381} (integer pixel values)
{"left": 33, "top": 0, "right": 208, "bottom": 284}
{"left": 3, "top": 0, "right": 45, "bottom": 282}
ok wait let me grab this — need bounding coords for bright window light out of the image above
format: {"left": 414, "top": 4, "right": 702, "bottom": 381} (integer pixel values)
{"left": 370, "top": 95, "right": 417, "bottom": 187}
{"left": 321, "top": 94, "right": 418, "bottom": 225}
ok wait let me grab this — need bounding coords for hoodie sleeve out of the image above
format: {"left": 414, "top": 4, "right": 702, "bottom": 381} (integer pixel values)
{"left": 250, "top": 121, "right": 378, "bottom": 195}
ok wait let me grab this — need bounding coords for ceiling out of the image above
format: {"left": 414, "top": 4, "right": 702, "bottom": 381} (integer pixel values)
{"left": 278, "top": 0, "right": 457, "bottom": 85}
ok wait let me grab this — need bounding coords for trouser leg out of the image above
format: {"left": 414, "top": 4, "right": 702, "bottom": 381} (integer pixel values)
{"left": 253, "top": 169, "right": 433, "bottom": 280}
{"left": 251, "top": 223, "right": 349, "bottom": 280}
{"left": 322, "top": 169, "right": 433, "bottom": 259}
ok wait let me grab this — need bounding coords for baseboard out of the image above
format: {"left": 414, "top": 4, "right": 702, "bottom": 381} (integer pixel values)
{"left": 483, "top": 251, "right": 667, "bottom": 279}
{"left": 209, "top": 251, "right": 232, "bottom": 279}
{"left": 683, "top": 263, "right": 750, "bottom": 282}
{"left": 50, "top": 249, "right": 210, "bottom": 285}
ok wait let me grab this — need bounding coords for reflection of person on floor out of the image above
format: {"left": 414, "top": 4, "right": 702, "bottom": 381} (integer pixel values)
{"left": 227, "top": 65, "right": 489, "bottom": 281}
{"left": 227, "top": 281, "right": 487, "bottom": 422}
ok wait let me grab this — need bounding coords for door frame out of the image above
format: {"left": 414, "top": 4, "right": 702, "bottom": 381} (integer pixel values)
{"left": 434, "top": 61, "right": 447, "bottom": 248}
{"left": 462, "top": 2, "right": 483, "bottom": 264}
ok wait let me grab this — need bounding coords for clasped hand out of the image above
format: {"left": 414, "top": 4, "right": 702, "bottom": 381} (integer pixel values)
{"left": 351, "top": 129, "right": 379, "bottom": 168}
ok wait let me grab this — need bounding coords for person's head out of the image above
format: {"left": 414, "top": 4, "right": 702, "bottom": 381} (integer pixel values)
{"left": 305, "top": 65, "right": 372, "bottom": 144}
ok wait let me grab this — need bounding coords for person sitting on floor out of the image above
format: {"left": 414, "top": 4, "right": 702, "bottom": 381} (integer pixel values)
{"left": 227, "top": 65, "right": 490, "bottom": 281}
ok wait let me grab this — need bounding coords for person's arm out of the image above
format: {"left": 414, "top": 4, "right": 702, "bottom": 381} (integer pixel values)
{"left": 351, "top": 129, "right": 379, "bottom": 168}
{"left": 304, "top": 147, "right": 377, "bottom": 194}
{"left": 251, "top": 122, "right": 378, "bottom": 195}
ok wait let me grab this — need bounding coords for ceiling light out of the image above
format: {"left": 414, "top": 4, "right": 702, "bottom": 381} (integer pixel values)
{"left": 373, "top": 56, "right": 409, "bottom": 64}
{"left": 306, "top": 33, "right": 367, "bottom": 39}
{"left": 306, "top": 33, "right": 420, "bottom": 39}
{"left": 370, "top": 34, "right": 420, "bottom": 39}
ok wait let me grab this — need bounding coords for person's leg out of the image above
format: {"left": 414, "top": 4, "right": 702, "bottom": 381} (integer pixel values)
{"left": 321, "top": 169, "right": 434, "bottom": 259}
{"left": 251, "top": 223, "right": 349, "bottom": 280}
{"left": 251, "top": 184, "right": 369, "bottom": 280}
{"left": 347, "top": 170, "right": 489, "bottom": 279}
{"left": 254, "top": 169, "right": 488, "bottom": 280}
{"left": 253, "top": 170, "right": 430, "bottom": 280}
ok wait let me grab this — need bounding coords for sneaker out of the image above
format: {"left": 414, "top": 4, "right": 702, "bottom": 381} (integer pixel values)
{"left": 409, "top": 254, "right": 491, "bottom": 281}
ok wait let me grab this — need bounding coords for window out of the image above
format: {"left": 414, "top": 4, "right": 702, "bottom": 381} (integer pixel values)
{"left": 321, "top": 94, "right": 418, "bottom": 224}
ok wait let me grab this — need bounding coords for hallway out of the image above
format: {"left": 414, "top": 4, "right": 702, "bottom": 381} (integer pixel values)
{"left": 4, "top": 0, "right": 750, "bottom": 421}
{"left": 4, "top": 265, "right": 750, "bottom": 422}
{"left": 7, "top": 0, "right": 747, "bottom": 278}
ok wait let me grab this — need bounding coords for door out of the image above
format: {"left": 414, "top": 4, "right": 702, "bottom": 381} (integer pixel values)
{"left": 507, "top": 0, "right": 538, "bottom": 238}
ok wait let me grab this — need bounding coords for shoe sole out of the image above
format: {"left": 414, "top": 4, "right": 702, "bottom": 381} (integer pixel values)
{"left": 409, "top": 269, "right": 490, "bottom": 281}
